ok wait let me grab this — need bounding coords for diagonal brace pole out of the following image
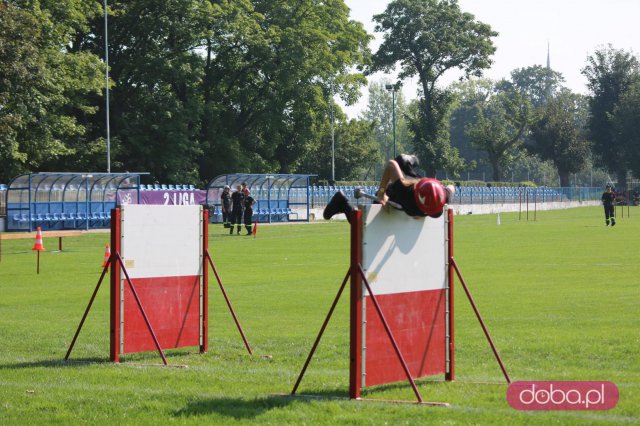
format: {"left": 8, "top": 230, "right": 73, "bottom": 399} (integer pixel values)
{"left": 357, "top": 264, "right": 424, "bottom": 403}
{"left": 116, "top": 253, "right": 168, "bottom": 366}
{"left": 292, "top": 268, "right": 350, "bottom": 395}
{"left": 205, "top": 250, "right": 252, "bottom": 355}
{"left": 450, "top": 257, "right": 510, "bottom": 383}
{"left": 65, "top": 259, "right": 111, "bottom": 360}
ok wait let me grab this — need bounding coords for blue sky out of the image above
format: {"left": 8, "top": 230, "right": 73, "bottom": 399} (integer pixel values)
{"left": 343, "top": 0, "right": 640, "bottom": 117}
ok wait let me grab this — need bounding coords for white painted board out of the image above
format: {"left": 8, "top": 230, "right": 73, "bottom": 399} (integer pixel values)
{"left": 362, "top": 205, "right": 447, "bottom": 295}
{"left": 120, "top": 205, "right": 203, "bottom": 278}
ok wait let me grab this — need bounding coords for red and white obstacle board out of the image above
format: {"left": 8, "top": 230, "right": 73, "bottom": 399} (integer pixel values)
{"left": 110, "top": 205, "right": 207, "bottom": 361}
{"left": 355, "top": 204, "right": 451, "bottom": 389}
{"left": 293, "top": 205, "right": 461, "bottom": 403}
{"left": 66, "top": 204, "right": 253, "bottom": 364}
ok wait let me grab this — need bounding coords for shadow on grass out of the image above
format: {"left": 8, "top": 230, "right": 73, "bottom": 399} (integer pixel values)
{"left": 0, "top": 349, "right": 200, "bottom": 369}
{"left": 174, "top": 395, "right": 291, "bottom": 420}
{"left": 0, "top": 357, "right": 106, "bottom": 369}
{"left": 174, "top": 390, "right": 349, "bottom": 420}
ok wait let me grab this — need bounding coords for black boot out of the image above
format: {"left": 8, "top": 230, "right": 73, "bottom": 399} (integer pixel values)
{"left": 323, "top": 191, "right": 353, "bottom": 221}
{"left": 245, "top": 225, "right": 252, "bottom": 235}
{"left": 611, "top": 218, "right": 616, "bottom": 226}
{"left": 237, "top": 226, "right": 241, "bottom": 235}
{"left": 229, "top": 225, "right": 234, "bottom": 234}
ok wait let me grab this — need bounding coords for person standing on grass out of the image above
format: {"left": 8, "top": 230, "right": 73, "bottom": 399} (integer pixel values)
{"left": 601, "top": 185, "right": 616, "bottom": 226}
{"left": 230, "top": 185, "right": 245, "bottom": 235}
{"left": 221, "top": 185, "right": 231, "bottom": 228}
{"left": 243, "top": 188, "right": 256, "bottom": 235}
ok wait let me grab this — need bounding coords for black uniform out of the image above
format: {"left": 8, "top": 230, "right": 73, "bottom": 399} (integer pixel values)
{"left": 230, "top": 190, "right": 245, "bottom": 234}
{"left": 601, "top": 189, "right": 616, "bottom": 226}
{"left": 243, "top": 195, "right": 255, "bottom": 235}
{"left": 221, "top": 190, "right": 231, "bottom": 228}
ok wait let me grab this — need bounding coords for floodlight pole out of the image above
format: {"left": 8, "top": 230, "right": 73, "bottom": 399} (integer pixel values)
{"left": 104, "top": 0, "right": 111, "bottom": 173}
{"left": 330, "top": 83, "right": 335, "bottom": 184}
{"left": 385, "top": 83, "right": 400, "bottom": 159}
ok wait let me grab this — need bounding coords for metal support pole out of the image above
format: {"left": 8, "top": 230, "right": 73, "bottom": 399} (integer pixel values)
{"left": 450, "top": 257, "right": 511, "bottom": 383}
{"left": 205, "top": 250, "right": 253, "bottom": 355}
{"left": 292, "top": 268, "right": 350, "bottom": 395}
{"left": 357, "top": 264, "right": 424, "bottom": 403}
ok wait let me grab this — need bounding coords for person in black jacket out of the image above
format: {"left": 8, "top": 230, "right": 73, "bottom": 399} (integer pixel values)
{"left": 243, "top": 188, "right": 256, "bottom": 235}
{"left": 230, "top": 185, "right": 245, "bottom": 235}
{"left": 221, "top": 185, "right": 231, "bottom": 228}
{"left": 601, "top": 185, "right": 616, "bottom": 226}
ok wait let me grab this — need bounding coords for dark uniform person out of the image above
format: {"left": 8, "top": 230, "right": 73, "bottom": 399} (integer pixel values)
{"left": 230, "top": 185, "right": 245, "bottom": 235}
{"left": 221, "top": 185, "right": 231, "bottom": 228}
{"left": 601, "top": 185, "right": 616, "bottom": 226}
{"left": 243, "top": 189, "right": 256, "bottom": 235}
{"left": 323, "top": 154, "right": 454, "bottom": 222}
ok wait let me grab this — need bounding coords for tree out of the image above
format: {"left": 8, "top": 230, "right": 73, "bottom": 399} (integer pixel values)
{"left": 582, "top": 45, "right": 640, "bottom": 188}
{"left": 0, "top": 2, "right": 104, "bottom": 182}
{"left": 613, "top": 81, "right": 640, "bottom": 179}
{"left": 370, "top": 0, "right": 497, "bottom": 176}
{"left": 196, "top": 0, "right": 371, "bottom": 180}
{"left": 465, "top": 87, "right": 532, "bottom": 181}
{"left": 448, "top": 78, "right": 495, "bottom": 179}
{"left": 499, "top": 65, "right": 564, "bottom": 108}
{"left": 300, "top": 114, "right": 380, "bottom": 181}
{"left": 530, "top": 90, "right": 590, "bottom": 187}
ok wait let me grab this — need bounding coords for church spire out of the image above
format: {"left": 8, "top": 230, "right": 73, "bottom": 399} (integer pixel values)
{"left": 544, "top": 41, "right": 552, "bottom": 103}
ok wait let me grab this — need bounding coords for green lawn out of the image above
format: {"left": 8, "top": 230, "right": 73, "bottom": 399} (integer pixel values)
{"left": 0, "top": 206, "right": 638, "bottom": 424}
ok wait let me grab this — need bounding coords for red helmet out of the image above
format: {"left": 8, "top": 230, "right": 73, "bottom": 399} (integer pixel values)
{"left": 413, "top": 178, "right": 446, "bottom": 217}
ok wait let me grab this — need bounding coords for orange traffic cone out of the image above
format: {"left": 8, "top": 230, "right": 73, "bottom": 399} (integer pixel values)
{"left": 32, "top": 227, "right": 45, "bottom": 251}
{"left": 102, "top": 244, "right": 111, "bottom": 268}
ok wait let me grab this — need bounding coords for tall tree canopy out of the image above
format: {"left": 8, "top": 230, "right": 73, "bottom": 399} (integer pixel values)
{"left": 530, "top": 90, "right": 590, "bottom": 187}
{"left": 613, "top": 80, "right": 640, "bottom": 179}
{"left": 582, "top": 45, "right": 640, "bottom": 187}
{"left": 465, "top": 85, "right": 532, "bottom": 181}
{"left": 100, "top": 0, "right": 372, "bottom": 183}
{"left": 0, "top": 1, "right": 105, "bottom": 182}
{"left": 370, "top": 0, "right": 497, "bottom": 177}
{"left": 1, "top": 0, "right": 371, "bottom": 184}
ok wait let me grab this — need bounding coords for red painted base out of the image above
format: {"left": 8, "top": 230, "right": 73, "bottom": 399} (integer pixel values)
{"left": 364, "top": 288, "right": 446, "bottom": 386}
{"left": 122, "top": 275, "right": 201, "bottom": 353}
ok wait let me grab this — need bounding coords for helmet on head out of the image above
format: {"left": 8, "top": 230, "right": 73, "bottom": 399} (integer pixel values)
{"left": 223, "top": 185, "right": 230, "bottom": 190}
{"left": 413, "top": 178, "right": 447, "bottom": 217}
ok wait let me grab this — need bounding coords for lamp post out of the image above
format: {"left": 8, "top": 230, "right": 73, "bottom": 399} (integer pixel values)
{"left": 330, "top": 84, "right": 335, "bottom": 184}
{"left": 385, "top": 83, "right": 400, "bottom": 159}
{"left": 104, "top": 0, "right": 111, "bottom": 173}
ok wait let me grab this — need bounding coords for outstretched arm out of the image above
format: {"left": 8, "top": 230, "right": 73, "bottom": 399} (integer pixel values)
{"left": 376, "top": 160, "right": 404, "bottom": 206}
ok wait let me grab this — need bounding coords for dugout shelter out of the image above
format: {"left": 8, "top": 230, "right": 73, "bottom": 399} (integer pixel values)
{"left": 206, "top": 174, "right": 315, "bottom": 223}
{"left": 4, "top": 172, "right": 145, "bottom": 232}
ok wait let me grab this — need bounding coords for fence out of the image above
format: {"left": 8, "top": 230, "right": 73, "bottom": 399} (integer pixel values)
{"left": 307, "top": 185, "right": 606, "bottom": 208}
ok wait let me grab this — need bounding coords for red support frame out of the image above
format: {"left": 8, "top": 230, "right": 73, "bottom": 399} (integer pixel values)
{"left": 446, "top": 208, "right": 455, "bottom": 381}
{"left": 349, "top": 210, "right": 363, "bottom": 399}
{"left": 110, "top": 207, "right": 121, "bottom": 362}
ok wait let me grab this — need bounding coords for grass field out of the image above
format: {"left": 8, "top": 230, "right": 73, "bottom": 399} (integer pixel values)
{"left": 0, "top": 206, "right": 638, "bottom": 424}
